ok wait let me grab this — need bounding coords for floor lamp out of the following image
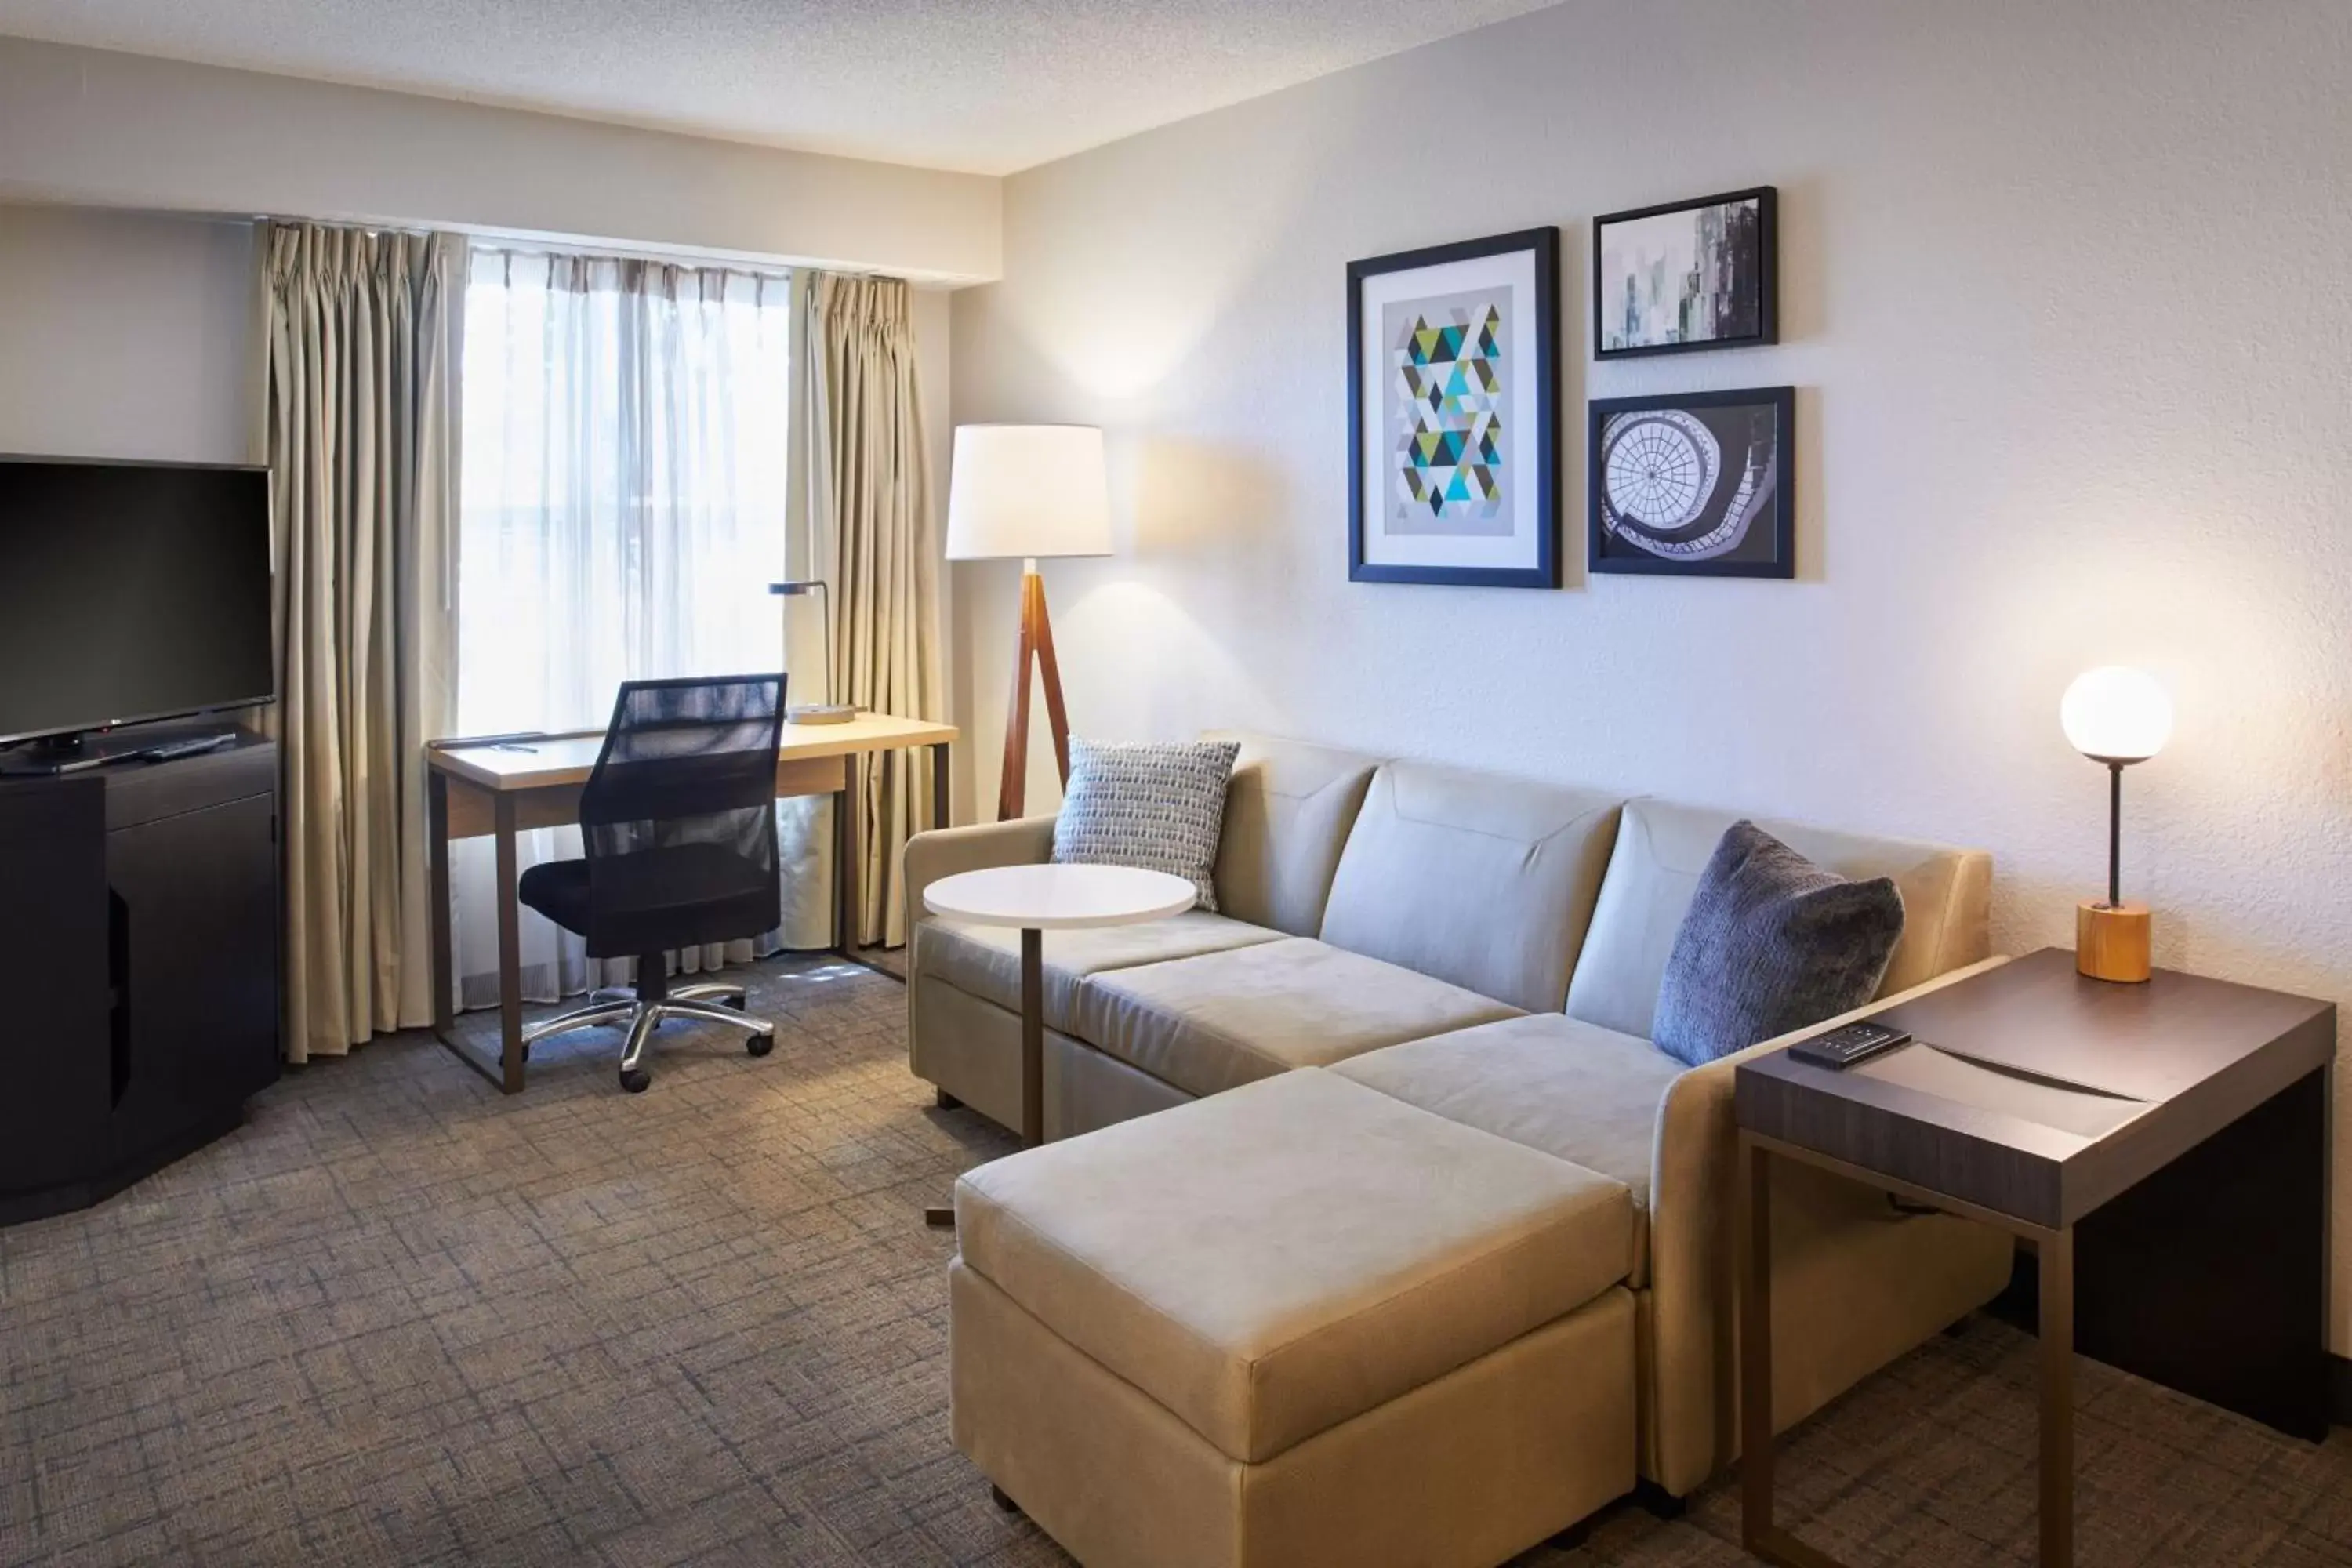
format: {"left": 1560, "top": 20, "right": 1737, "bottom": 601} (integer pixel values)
{"left": 946, "top": 425, "right": 1112, "bottom": 820}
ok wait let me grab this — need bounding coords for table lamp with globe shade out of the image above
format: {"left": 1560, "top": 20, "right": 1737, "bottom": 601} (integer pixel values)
{"left": 2060, "top": 666, "right": 2172, "bottom": 982}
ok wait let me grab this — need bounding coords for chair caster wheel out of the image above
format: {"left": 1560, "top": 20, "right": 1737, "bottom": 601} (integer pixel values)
{"left": 619, "top": 1066, "right": 652, "bottom": 1093}
{"left": 747, "top": 1033, "right": 775, "bottom": 1057}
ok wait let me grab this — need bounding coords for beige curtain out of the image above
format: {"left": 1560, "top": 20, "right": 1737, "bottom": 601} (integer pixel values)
{"left": 803, "top": 273, "right": 943, "bottom": 947}
{"left": 261, "top": 223, "right": 462, "bottom": 1062}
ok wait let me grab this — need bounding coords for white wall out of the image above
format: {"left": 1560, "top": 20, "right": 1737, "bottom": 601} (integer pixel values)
{"left": 0, "top": 205, "right": 257, "bottom": 463}
{"left": 0, "top": 36, "right": 1000, "bottom": 284}
{"left": 950, "top": 0, "right": 2352, "bottom": 1348}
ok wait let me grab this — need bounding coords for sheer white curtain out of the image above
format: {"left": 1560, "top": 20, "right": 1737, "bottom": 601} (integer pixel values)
{"left": 451, "top": 248, "right": 827, "bottom": 1008}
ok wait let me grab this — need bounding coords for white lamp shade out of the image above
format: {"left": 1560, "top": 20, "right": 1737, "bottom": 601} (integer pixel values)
{"left": 946, "top": 424, "right": 1112, "bottom": 561}
{"left": 2060, "top": 666, "right": 2172, "bottom": 763}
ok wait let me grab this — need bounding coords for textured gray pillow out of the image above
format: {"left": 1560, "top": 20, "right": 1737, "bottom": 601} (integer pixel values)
{"left": 1051, "top": 738, "right": 1242, "bottom": 909}
{"left": 1653, "top": 821, "right": 1906, "bottom": 1068}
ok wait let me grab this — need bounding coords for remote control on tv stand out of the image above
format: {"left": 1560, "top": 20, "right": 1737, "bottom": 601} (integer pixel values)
{"left": 143, "top": 734, "right": 238, "bottom": 764}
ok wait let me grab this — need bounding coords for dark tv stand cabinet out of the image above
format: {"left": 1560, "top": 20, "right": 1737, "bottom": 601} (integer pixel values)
{"left": 0, "top": 729, "right": 279, "bottom": 1224}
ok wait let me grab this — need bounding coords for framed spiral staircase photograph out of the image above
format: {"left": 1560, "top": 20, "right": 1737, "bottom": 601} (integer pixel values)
{"left": 1588, "top": 385, "right": 1795, "bottom": 578}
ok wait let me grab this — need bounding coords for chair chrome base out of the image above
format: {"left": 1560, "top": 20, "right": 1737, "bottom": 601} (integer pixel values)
{"left": 587, "top": 980, "right": 746, "bottom": 1007}
{"left": 524, "top": 980, "right": 771, "bottom": 1092}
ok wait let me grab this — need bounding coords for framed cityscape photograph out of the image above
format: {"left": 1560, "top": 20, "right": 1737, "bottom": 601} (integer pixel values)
{"left": 1593, "top": 187, "right": 1776, "bottom": 359}
{"left": 1348, "top": 227, "right": 1559, "bottom": 589}
{"left": 1588, "top": 386, "right": 1795, "bottom": 578}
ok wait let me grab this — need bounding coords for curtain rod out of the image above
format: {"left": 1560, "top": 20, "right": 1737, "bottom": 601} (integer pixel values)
{"left": 255, "top": 215, "right": 800, "bottom": 279}
{"left": 466, "top": 234, "right": 796, "bottom": 281}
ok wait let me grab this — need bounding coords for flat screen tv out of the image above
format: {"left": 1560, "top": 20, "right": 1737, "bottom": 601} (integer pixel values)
{"left": 0, "top": 456, "right": 274, "bottom": 746}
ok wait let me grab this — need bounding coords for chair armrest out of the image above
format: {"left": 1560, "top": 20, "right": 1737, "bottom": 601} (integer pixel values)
{"left": 902, "top": 816, "right": 1057, "bottom": 936}
{"left": 1641, "top": 954, "right": 2013, "bottom": 1494}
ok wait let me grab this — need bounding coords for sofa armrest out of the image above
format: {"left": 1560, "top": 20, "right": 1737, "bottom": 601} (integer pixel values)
{"left": 1641, "top": 954, "right": 2013, "bottom": 1494}
{"left": 902, "top": 816, "right": 1057, "bottom": 938}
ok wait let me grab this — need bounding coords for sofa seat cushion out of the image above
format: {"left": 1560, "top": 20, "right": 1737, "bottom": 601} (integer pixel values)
{"left": 1070, "top": 936, "right": 1523, "bottom": 1098}
{"left": 954, "top": 1068, "right": 1633, "bottom": 1464}
{"left": 915, "top": 911, "right": 1281, "bottom": 1034}
{"left": 1334, "top": 1014, "right": 1682, "bottom": 1286}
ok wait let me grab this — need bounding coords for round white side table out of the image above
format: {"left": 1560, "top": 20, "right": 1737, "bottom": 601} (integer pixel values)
{"left": 921, "top": 862, "right": 1196, "bottom": 1227}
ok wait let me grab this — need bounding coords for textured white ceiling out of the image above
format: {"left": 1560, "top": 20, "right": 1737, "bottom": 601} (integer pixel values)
{"left": 0, "top": 0, "right": 1558, "bottom": 175}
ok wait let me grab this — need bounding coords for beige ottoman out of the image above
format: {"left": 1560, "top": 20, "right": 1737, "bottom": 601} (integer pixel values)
{"left": 949, "top": 1069, "right": 1639, "bottom": 1568}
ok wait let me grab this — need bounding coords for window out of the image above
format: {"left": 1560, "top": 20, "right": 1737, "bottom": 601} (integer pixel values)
{"left": 456, "top": 249, "right": 793, "bottom": 735}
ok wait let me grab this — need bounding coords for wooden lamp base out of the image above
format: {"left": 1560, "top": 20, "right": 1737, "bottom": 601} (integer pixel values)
{"left": 996, "top": 567, "right": 1071, "bottom": 821}
{"left": 2076, "top": 901, "right": 2151, "bottom": 983}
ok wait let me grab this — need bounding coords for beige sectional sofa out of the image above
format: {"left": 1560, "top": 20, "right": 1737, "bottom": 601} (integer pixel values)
{"left": 906, "top": 733, "right": 2014, "bottom": 1566}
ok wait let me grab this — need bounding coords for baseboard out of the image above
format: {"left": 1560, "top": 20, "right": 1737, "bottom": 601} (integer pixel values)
{"left": 2332, "top": 1352, "right": 2352, "bottom": 1428}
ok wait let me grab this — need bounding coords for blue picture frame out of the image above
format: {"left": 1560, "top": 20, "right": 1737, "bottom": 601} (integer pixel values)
{"left": 1347, "top": 227, "right": 1559, "bottom": 589}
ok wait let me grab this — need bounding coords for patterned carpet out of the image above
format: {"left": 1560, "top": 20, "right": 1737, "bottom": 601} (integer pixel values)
{"left": 2, "top": 953, "right": 2347, "bottom": 1566}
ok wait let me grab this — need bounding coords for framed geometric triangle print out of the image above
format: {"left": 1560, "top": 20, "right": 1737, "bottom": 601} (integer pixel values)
{"left": 1348, "top": 227, "right": 1560, "bottom": 589}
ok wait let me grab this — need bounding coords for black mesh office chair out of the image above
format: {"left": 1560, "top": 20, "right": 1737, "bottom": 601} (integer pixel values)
{"left": 517, "top": 673, "right": 787, "bottom": 1092}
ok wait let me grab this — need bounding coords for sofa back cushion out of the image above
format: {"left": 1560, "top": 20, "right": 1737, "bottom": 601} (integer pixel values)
{"left": 1319, "top": 760, "right": 1624, "bottom": 1013}
{"left": 1207, "top": 731, "right": 1382, "bottom": 937}
{"left": 1564, "top": 797, "right": 1992, "bottom": 1041}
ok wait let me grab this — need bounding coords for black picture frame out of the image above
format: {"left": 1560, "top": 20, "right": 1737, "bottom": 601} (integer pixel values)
{"left": 1592, "top": 187, "right": 1777, "bottom": 361}
{"left": 1588, "top": 386, "right": 1795, "bottom": 579}
{"left": 1348, "top": 227, "right": 1559, "bottom": 589}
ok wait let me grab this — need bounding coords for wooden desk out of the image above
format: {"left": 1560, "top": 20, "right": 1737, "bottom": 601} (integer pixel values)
{"left": 426, "top": 713, "right": 956, "bottom": 1093}
{"left": 1735, "top": 947, "right": 2334, "bottom": 1568}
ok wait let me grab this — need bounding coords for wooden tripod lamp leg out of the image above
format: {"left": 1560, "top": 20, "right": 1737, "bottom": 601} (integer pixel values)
{"left": 995, "top": 564, "right": 1075, "bottom": 822}
{"left": 997, "top": 573, "right": 1036, "bottom": 820}
{"left": 1030, "top": 572, "right": 1072, "bottom": 788}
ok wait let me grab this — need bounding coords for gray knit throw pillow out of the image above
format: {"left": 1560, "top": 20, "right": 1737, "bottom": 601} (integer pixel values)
{"left": 1051, "top": 738, "right": 1242, "bottom": 909}
{"left": 1653, "top": 821, "right": 1906, "bottom": 1068}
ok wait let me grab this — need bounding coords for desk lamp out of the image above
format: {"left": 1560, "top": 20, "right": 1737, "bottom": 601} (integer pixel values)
{"left": 2060, "top": 666, "right": 2172, "bottom": 982}
{"left": 946, "top": 425, "right": 1112, "bottom": 818}
{"left": 767, "top": 579, "right": 855, "bottom": 724}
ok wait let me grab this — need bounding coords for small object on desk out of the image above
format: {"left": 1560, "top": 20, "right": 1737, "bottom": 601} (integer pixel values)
{"left": 768, "top": 579, "right": 858, "bottom": 724}
{"left": 2059, "top": 666, "right": 2171, "bottom": 983}
{"left": 1787, "top": 1018, "right": 1910, "bottom": 1069}
{"left": 426, "top": 730, "right": 548, "bottom": 751}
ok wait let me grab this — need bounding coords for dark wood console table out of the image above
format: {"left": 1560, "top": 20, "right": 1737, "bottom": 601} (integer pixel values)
{"left": 1735, "top": 946, "right": 2334, "bottom": 1567}
{"left": 0, "top": 730, "right": 281, "bottom": 1224}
